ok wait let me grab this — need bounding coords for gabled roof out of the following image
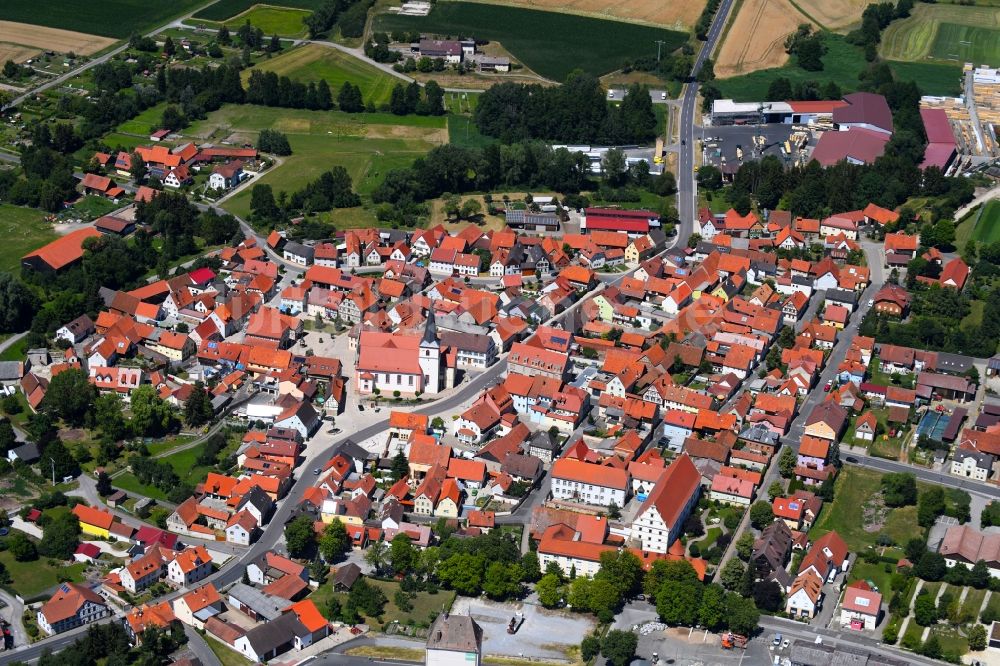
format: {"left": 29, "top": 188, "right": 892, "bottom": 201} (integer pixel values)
{"left": 637, "top": 454, "right": 700, "bottom": 529}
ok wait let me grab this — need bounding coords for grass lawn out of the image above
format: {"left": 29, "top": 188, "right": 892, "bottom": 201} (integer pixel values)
{"left": 929, "top": 624, "right": 969, "bottom": 656}
{"left": 716, "top": 35, "right": 962, "bottom": 101}
{"left": 961, "top": 300, "right": 984, "bottom": 331}
{"left": 983, "top": 591, "right": 1000, "bottom": 621}
{"left": 0, "top": 204, "right": 58, "bottom": 273}
{"left": 247, "top": 44, "right": 399, "bottom": 106}
{"left": 116, "top": 103, "right": 170, "bottom": 136}
{"left": 698, "top": 527, "right": 722, "bottom": 550}
{"left": 881, "top": 3, "right": 1000, "bottom": 65}
{"left": 195, "top": 0, "right": 326, "bottom": 21}
{"left": 205, "top": 635, "right": 252, "bottom": 666}
{"left": 312, "top": 578, "right": 455, "bottom": 628}
{"left": 868, "top": 357, "right": 916, "bottom": 389}
{"left": 0, "top": 547, "right": 87, "bottom": 600}
{"left": 102, "top": 133, "right": 150, "bottom": 151}
{"left": 189, "top": 105, "right": 444, "bottom": 219}
{"left": 112, "top": 473, "right": 168, "bottom": 501}
{"left": 66, "top": 195, "right": 119, "bottom": 221}
{"left": 0, "top": 0, "right": 204, "bottom": 38}
{"left": 960, "top": 587, "right": 987, "bottom": 622}
{"left": 146, "top": 434, "right": 196, "bottom": 456}
{"left": 809, "top": 466, "right": 922, "bottom": 552}
{"left": 223, "top": 6, "right": 311, "bottom": 37}
{"left": 375, "top": 3, "right": 687, "bottom": 81}
{"left": 847, "top": 560, "right": 895, "bottom": 595}
{"left": 448, "top": 114, "right": 495, "bottom": 150}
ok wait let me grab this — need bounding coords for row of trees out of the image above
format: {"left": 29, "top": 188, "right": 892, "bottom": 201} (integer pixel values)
{"left": 388, "top": 80, "right": 446, "bottom": 116}
{"left": 474, "top": 74, "right": 658, "bottom": 144}
{"left": 304, "top": 0, "right": 369, "bottom": 39}
{"left": 249, "top": 165, "right": 360, "bottom": 225}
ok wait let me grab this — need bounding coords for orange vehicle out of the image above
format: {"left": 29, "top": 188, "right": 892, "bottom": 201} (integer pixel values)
{"left": 721, "top": 632, "right": 747, "bottom": 649}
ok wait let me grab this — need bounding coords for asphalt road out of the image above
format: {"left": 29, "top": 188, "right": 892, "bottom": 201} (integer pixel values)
{"left": 676, "top": 0, "right": 736, "bottom": 232}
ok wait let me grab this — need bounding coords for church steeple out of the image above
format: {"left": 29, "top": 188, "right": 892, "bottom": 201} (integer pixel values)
{"left": 421, "top": 307, "right": 439, "bottom": 347}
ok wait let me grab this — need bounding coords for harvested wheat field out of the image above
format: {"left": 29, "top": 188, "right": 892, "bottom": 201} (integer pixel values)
{"left": 795, "top": 0, "right": 869, "bottom": 31}
{"left": 0, "top": 42, "right": 40, "bottom": 64}
{"left": 715, "top": 0, "right": 811, "bottom": 77}
{"left": 0, "top": 22, "right": 116, "bottom": 55}
{"left": 460, "top": 0, "right": 706, "bottom": 30}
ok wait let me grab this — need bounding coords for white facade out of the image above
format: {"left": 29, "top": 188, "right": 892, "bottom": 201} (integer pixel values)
{"left": 550, "top": 476, "right": 625, "bottom": 507}
{"left": 537, "top": 550, "right": 602, "bottom": 578}
{"left": 632, "top": 505, "right": 672, "bottom": 554}
{"left": 37, "top": 598, "right": 108, "bottom": 636}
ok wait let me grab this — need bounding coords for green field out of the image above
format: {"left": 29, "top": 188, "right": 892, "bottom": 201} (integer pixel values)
{"left": 195, "top": 0, "right": 326, "bottom": 21}
{"left": 375, "top": 3, "right": 687, "bottom": 81}
{"left": 809, "top": 466, "right": 923, "bottom": 552}
{"left": 0, "top": 0, "right": 204, "bottom": 38}
{"left": 248, "top": 44, "right": 398, "bottom": 106}
{"left": 114, "top": 435, "right": 240, "bottom": 500}
{"left": 969, "top": 200, "right": 1000, "bottom": 245}
{"left": 716, "top": 34, "right": 962, "bottom": 100}
{"left": 115, "top": 103, "right": 170, "bottom": 136}
{"left": 0, "top": 547, "right": 87, "bottom": 600}
{"left": 223, "top": 6, "right": 310, "bottom": 36}
{"left": 881, "top": 3, "right": 1000, "bottom": 65}
{"left": 183, "top": 105, "right": 445, "bottom": 219}
{"left": 0, "top": 204, "right": 59, "bottom": 273}
{"left": 311, "top": 577, "right": 456, "bottom": 627}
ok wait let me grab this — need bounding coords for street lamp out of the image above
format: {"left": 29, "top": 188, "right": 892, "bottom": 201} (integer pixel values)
{"left": 50, "top": 457, "right": 55, "bottom": 486}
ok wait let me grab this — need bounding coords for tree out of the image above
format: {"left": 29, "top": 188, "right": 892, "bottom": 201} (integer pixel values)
{"left": 389, "top": 533, "right": 418, "bottom": 574}
{"left": 914, "top": 552, "right": 946, "bottom": 581}
{"left": 600, "top": 630, "right": 638, "bottom": 666}
{"left": 39, "top": 511, "right": 80, "bottom": 560}
{"left": 163, "top": 36, "right": 175, "bottom": 57}
{"left": 346, "top": 578, "right": 387, "bottom": 619}
{"left": 0, "top": 273, "right": 36, "bottom": 333}
{"left": 95, "top": 471, "right": 113, "bottom": 497}
{"left": 436, "top": 552, "right": 485, "bottom": 595}
{"left": 459, "top": 198, "right": 482, "bottom": 220}
{"left": 914, "top": 594, "right": 938, "bottom": 626}
{"left": 917, "top": 486, "right": 945, "bottom": 528}
{"left": 753, "top": 580, "right": 783, "bottom": 612}
{"left": 520, "top": 551, "right": 541, "bottom": 583}
{"left": 725, "top": 593, "right": 760, "bottom": 636}
{"left": 581, "top": 634, "right": 601, "bottom": 661}
{"left": 390, "top": 451, "right": 409, "bottom": 481}
{"left": 699, "top": 583, "right": 727, "bottom": 630}
{"left": 128, "top": 385, "right": 176, "bottom": 437}
{"left": 696, "top": 165, "right": 723, "bottom": 190}
{"left": 720, "top": 558, "right": 746, "bottom": 591}
{"left": 767, "top": 77, "right": 793, "bottom": 101}
{"left": 183, "top": 382, "right": 214, "bottom": 427}
{"left": 250, "top": 183, "right": 281, "bottom": 222}
{"left": 217, "top": 25, "right": 231, "bottom": 45}
{"left": 656, "top": 579, "right": 702, "bottom": 625}
{"left": 257, "top": 129, "right": 292, "bottom": 156}
{"left": 284, "top": 514, "right": 316, "bottom": 558}
{"left": 42, "top": 438, "right": 80, "bottom": 481}
{"left": 337, "top": 82, "right": 364, "bottom": 112}
{"left": 483, "top": 561, "right": 523, "bottom": 600}
{"left": 8, "top": 531, "right": 37, "bottom": 561}
{"left": 602, "top": 148, "right": 627, "bottom": 186}
{"left": 968, "top": 623, "right": 987, "bottom": 651}
{"left": 749, "top": 501, "right": 774, "bottom": 529}
{"left": 735, "top": 532, "right": 756, "bottom": 561}
{"left": 537, "top": 573, "right": 563, "bottom": 607}
{"left": 596, "top": 550, "right": 643, "bottom": 599}
{"left": 881, "top": 472, "right": 917, "bottom": 507}
{"left": 0, "top": 418, "right": 15, "bottom": 454}
{"left": 767, "top": 480, "right": 785, "bottom": 501}
{"left": 364, "top": 539, "right": 388, "bottom": 575}
{"left": 319, "top": 519, "right": 350, "bottom": 562}
{"left": 43, "top": 368, "right": 95, "bottom": 426}
{"left": 778, "top": 446, "right": 796, "bottom": 478}
{"left": 970, "top": 560, "right": 990, "bottom": 589}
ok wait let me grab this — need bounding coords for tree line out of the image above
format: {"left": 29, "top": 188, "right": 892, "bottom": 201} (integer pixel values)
{"left": 249, "top": 165, "right": 360, "bottom": 225}
{"left": 304, "top": 0, "right": 371, "bottom": 39}
{"left": 474, "top": 73, "right": 658, "bottom": 144}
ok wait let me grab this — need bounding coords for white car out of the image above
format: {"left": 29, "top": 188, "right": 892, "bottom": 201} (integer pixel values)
{"left": 660, "top": 92, "right": 667, "bottom": 100}
{"left": 867, "top": 299, "right": 874, "bottom": 307}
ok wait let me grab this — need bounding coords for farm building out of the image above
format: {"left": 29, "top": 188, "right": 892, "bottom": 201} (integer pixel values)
{"left": 919, "top": 108, "right": 957, "bottom": 171}
{"left": 581, "top": 208, "right": 659, "bottom": 235}
{"left": 22, "top": 228, "right": 102, "bottom": 274}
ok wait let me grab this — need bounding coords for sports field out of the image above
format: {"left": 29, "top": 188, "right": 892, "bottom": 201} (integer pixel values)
{"left": 194, "top": 0, "right": 326, "bottom": 21}
{"left": 717, "top": 34, "right": 962, "bottom": 100}
{"left": 0, "top": 204, "right": 58, "bottom": 273}
{"left": 375, "top": 3, "right": 687, "bottom": 81}
{"left": 0, "top": 22, "right": 116, "bottom": 56}
{"left": 880, "top": 3, "right": 1000, "bottom": 64}
{"left": 0, "top": 0, "right": 203, "bottom": 38}
{"left": 246, "top": 44, "right": 398, "bottom": 106}
{"left": 183, "top": 105, "right": 446, "bottom": 219}
{"left": 458, "top": 0, "right": 705, "bottom": 30}
{"left": 715, "top": 0, "right": 809, "bottom": 77}
{"left": 970, "top": 200, "right": 1000, "bottom": 245}
{"left": 223, "top": 6, "right": 311, "bottom": 37}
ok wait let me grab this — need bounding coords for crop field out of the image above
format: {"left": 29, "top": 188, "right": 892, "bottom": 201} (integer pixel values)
{"left": 0, "top": 22, "right": 116, "bottom": 56}
{"left": 0, "top": 43, "right": 41, "bottom": 64}
{"left": 793, "top": 0, "right": 869, "bottom": 31}
{"left": 375, "top": 3, "right": 687, "bottom": 81}
{"left": 715, "top": 0, "right": 810, "bottom": 77}
{"left": 194, "top": 0, "right": 326, "bottom": 21}
{"left": 247, "top": 44, "right": 399, "bottom": 106}
{"left": 183, "top": 105, "right": 445, "bottom": 219}
{"left": 880, "top": 3, "right": 1000, "bottom": 63}
{"left": 457, "top": 0, "right": 706, "bottom": 30}
{"left": 0, "top": 0, "right": 203, "bottom": 38}
{"left": 221, "top": 6, "right": 311, "bottom": 37}
{"left": 716, "top": 34, "right": 962, "bottom": 100}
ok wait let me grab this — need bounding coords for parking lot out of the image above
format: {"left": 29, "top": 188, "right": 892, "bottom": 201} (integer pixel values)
{"left": 607, "top": 88, "right": 670, "bottom": 104}
{"left": 699, "top": 123, "right": 819, "bottom": 171}
{"left": 450, "top": 597, "right": 595, "bottom": 660}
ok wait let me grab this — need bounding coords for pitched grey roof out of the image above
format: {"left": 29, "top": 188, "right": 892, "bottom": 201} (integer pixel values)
{"left": 228, "top": 583, "right": 291, "bottom": 621}
{"left": 426, "top": 613, "right": 482, "bottom": 653}
{"left": 241, "top": 611, "right": 305, "bottom": 654}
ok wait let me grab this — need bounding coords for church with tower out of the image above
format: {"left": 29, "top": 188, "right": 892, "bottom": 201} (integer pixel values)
{"left": 354, "top": 310, "right": 454, "bottom": 396}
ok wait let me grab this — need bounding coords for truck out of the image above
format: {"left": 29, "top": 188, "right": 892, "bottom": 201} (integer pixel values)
{"left": 654, "top": 137, "right": 664, "bottom": 164}
{"left": 721, "top": 632, "right": 748, "bottom": 649}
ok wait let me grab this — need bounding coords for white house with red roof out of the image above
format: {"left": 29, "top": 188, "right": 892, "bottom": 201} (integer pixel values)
{"left": 630, "top": 454, "right": 701, "bottom": 553}
{"left": 550, "top": 458, "right": 627, "bottom": 507}
{"left": 355, "top": 311, "right": 442, "bottom": 395}
{"left": 840, "top": 581, "right": 882, "bottom": 631}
